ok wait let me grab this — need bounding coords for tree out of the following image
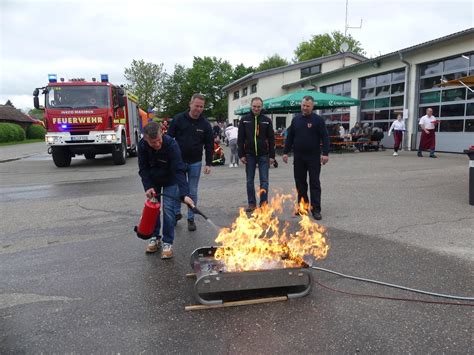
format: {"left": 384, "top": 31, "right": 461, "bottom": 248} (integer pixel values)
{"left": 28, "top": 108, "right": 45, "bottom": 121}
{"left": 124, "top": 59, "right": 167, "bottom": 111}
{"left": 232, "top": 63, "right": 254, "bottom": 81}
{"left": 161, "top": 64, "right": 192, "bottom": 117}
{"left": 186, "top": 56, "right": 234, "bottom": 120}
{"left": 4, "top": 100, "right": 15, "bottom": 107}
{"left": 293, "top": 30, "right": 365, "bottom": 62}
{"left": 257, "top": 54, "right": 289, "bottom": 71}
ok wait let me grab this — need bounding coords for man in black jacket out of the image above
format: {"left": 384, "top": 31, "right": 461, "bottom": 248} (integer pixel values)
{"left": 283, "top": 96, "right": 330, "bottom": 220}
{"left": 138, "top": 122, "right": 194, "bottom": 259}
{"left": 167, "top": 93, "right": 213, "bottom": 231}
{"left": 238, "top": 97, "right": 275, "bottom": 212}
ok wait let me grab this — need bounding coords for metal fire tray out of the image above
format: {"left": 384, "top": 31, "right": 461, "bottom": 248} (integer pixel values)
{"left": 189, "top": 246, "right": 312, "bottom": 306}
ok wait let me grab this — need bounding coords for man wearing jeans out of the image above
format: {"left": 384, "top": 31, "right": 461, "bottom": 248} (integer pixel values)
{"left": 138, "top": 122, "right": 194, "bottom": 259}
{"left": 238, "top": 97, "right": 275, "bottom": 212}
{"left": 167, "top": 93, "right": 213, "bottom": 231}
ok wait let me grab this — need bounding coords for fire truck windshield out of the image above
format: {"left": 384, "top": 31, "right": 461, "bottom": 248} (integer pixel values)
{"left": 45, "top": 85, "right": 110, "bottom": 109}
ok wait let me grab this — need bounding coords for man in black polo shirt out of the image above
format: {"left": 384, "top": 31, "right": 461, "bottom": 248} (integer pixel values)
{"left": 283, "top": 96, "right": 330, "bottom": 220}
{"left": 167, "top": 93, "right": 213, "bottom": 231}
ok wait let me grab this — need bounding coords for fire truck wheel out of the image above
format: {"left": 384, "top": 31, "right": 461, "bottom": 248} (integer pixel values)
{"left": 112, "top": 134, "right": 127, "bottom": 165}
{"left": 84, "top": 153, "right": 95, "bottom": 160}
{"left": 51, "top": 147, "right": 72, "bottom": 167}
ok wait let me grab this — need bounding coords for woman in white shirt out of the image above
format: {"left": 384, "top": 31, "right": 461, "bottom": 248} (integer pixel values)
{"left": 388, "top": 114, "right": 406, "bottom": 156}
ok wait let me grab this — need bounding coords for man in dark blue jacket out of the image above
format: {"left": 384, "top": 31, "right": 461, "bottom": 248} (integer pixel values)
{"left": 138, "top": 122, "right": 194, "bottom": 259}
{"left": 167, "top": 93, "right": 213, "bottom": 231}
{"left": 238, "top": 97, "right": 275, "bottom": 212}
{"left": 283, "top": 96, "right": 330, "bottom": 220}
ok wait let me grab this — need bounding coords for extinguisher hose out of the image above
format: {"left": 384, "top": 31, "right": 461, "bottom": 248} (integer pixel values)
{"left": 152, "top": 193, "right": 219, "bottom": 232}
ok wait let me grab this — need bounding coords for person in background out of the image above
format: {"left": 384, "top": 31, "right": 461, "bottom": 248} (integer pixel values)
{"left": 418, "top": 108, "right": 438, "bottom": 158}
{"left": 167, "top": 93, "right": 213, "bottom": 231}
{"left": 282, "top": 95, "right": 330, "bottom": 220}
{"left": 138, "top": 122, "right": 194, "bottom": 259}
{"left": 213, "top": 122, "right": 221, "bottom": 140}
{"left": 388, "top": 114, "right": 406, "bottom": 156}
{"left": 225, "top": 122, "right": 239, "bottom": 168}
{"left": 350, "top": 122, "right": 364, "bottom": 151}
{"left": 238, "top": 97, "right": 275, "bottom": 212}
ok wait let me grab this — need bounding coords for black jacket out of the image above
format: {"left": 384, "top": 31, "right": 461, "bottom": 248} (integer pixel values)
{"left": 138, "top": 135, "right": 189, "bottom": 198}
{"left": 284, "top": 113, "right": 330, "bottom": 158}
{"left": 237, "top": 113, "right": 275, "bottom": 158}
{"left": 167, "top": 111, "right": 213, "bottom": 166}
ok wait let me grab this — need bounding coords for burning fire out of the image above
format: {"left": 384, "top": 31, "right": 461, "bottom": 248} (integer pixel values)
{"left": 214, "top": 194, "right": 329, "bottom": 272}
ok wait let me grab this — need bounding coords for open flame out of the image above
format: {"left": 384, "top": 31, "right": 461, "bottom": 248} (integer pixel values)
{"left": 214, "top": 194, "right": 329, "bottom": 272}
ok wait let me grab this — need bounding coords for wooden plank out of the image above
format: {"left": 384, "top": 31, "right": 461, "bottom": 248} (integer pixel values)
{"left": 185, "top": 296, "right": 288, "bottom": 311}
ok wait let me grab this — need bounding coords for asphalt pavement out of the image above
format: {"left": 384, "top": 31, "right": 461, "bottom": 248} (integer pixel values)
{"left": 0, "top": 143, "right": 472, "bottom": 353}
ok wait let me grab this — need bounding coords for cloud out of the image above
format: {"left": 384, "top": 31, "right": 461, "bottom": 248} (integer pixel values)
{"left": 1, "top": 0, "right": 472, "bottom": 110}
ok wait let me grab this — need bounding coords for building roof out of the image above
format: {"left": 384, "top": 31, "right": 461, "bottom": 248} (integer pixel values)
{"left": 282, "top": 27, "right": 474, "bottom": 89}
{"left": 222, "top": 52, "right": 367, "bottom": 92}
{"left": 0, "top": 105, "right": 36, "bottom": 123}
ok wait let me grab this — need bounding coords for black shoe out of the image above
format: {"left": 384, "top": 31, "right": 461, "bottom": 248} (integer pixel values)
{"left": 430, "top": 154, "right": 437, "bottom": 158}
{"left": 417, "top": 152, "right": 423, "bottom": 157}
{"left": 245, "top": 205, "right": 256, "bottom": 213}
{"left": 187, "top": 219, "right": 196, "bottom": 231}
{"left": 312, "top": 211, "right": 322, "bottom": 220}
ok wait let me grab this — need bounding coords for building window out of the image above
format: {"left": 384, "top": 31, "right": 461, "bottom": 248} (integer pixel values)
{"left": 242, "top": 87, "right": 248, "bottom": 97}
{"left": 251, "top": 83, "right": 257, "bottom": 94}
{"left": 276, "top": 116, "right": 287, "bottom": 130}
{"left": 465, "top": 119, "right": 474, "bottom": 132}
{"left": 320, "top": 81, "right": 351, "bottom": 127}
{"left": 360, "top": 69, "right": 406, "bottom": 128}
{"left": 439, "top": 120, "right": 464, "bottom": 132}
{"left": 418, "top": 52, "right": 473, "bottom": 132}
{"left": 233, "top": 90, "right": 240, "bottom": 100}
{"left": 300, "top": 64, "right": 321, "bottom": 78}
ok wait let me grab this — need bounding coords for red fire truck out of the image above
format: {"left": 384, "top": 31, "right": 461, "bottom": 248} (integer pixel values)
{"left": 33, "top": 74, "right": 140, "bottom": 167}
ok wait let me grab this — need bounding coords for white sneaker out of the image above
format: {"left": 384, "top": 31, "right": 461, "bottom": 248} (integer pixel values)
{"left": 229, "top": 163, "right": 233, "bottom": 168}
{"left": 146, "top": 237, "right": 161, "bottom": 253}
{"left": 233, "top": 163, "right": 237, "bottom": 167}
{"left": 393, "top": 152, "right": 398, "bottom": 156}
{"left": 161, "top": 243, "right": 173, "bottom": 259}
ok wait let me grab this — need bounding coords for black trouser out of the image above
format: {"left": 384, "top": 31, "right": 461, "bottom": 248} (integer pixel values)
{"left": 293, "top": 156, "right": 322, "bottom": 213}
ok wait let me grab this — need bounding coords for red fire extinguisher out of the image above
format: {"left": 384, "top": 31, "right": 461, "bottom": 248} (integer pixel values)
{"left": 134, "top": 196, "right": 160, "bottom": 240}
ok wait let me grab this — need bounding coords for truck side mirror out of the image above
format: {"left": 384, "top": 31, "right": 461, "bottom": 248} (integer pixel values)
{"left": 117, "top": 95, "right": 125, "bottom": 107}
{"left": 117, "top": 88, "right": 125, "bottom": 107}
{"left": 33, "top": 96, "right": 40, "bottom": 109}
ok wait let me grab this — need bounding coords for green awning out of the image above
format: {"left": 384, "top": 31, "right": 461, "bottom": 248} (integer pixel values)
{"left": 233, "top": 90, "right": 359, "bottom": 116}
{"left": 264, "top": 90, "right": 359, "bottom": 113}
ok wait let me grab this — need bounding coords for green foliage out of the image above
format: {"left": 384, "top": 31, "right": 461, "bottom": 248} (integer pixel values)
{"left": 257, "top": 54, "right": 289, "bottom": 71}
{"left": 28, "top": 108, "right": 45, "bottom": 121}
{"left": 0, "top": 123, "right": 25, "bottom": 142}
{"left": 294, "top": 30, "right": 365, "bottom": 62}
{"left": 161, "top": 64, "right": 192, "bottom": 117}
{"left": 161, "top": 57, "right": 234, "bottom": 120}
{"left": 233, "top": 64, "right": 254, "bottom": 80}
{"left": 26, "top": 124, "right": 46, "bottom": 139}
{"left": 187, "top": 56, "right": 234, "bottom": 120}
{"left": 124, "top": 59, "right": 167, "bottom": 112}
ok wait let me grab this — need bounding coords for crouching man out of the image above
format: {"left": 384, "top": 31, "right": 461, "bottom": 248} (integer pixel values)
{"left": 138, "top": 122, "right": 194, "bottom": 259}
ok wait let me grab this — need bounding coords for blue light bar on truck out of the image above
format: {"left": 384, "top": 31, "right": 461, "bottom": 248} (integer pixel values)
{"left": 100, "top": 74, "right": 108, "bottom": 82}
{"left": 48, "top": 74, "right": 57, "bottom": 83}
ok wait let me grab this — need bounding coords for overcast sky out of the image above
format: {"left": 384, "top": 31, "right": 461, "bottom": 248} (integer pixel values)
{"left": 1, "top": 0, "right": 473, "bottom": 111}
